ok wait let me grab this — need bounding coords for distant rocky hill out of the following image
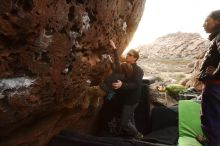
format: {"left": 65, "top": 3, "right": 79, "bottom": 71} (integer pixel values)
{"left": 137, "top": 32, "right": 210, "bottom": 90}
{"left": 138, "top": 32, "right": 210, "bottom": 60}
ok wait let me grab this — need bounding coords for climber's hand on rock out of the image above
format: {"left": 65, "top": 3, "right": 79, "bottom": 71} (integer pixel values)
{"left": 112, "top": 80, "right": 122, "bottom": 89}
{"left": 206, "top": 66, "right": 216, "bottom": 75}
{"left": 109, "top": 39, "right": 117, "bottom": 49}
{"left": 108, "top": 55, "right": 113, "bottom": 63}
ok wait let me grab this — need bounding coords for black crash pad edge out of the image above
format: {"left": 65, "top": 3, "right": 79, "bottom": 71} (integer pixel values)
{"left": 48, "top": 130, "right": 177, "bottom": 146}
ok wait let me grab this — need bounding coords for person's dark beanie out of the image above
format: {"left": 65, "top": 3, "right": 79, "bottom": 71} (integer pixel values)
{"left": 209, "top": 10, "right": 220, "bottom": 21}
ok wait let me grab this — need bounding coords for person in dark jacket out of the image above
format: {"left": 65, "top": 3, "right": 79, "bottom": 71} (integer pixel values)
{"left": 197, "top": 10, "right": 220, "bottom": 146}
{"left": 112, "top": 49, "right": 144, "bottom": 139}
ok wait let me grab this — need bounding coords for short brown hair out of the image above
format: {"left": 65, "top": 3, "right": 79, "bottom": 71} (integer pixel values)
{"left": 121, "top": 63, "right": 133, "bottom": 78}
{"left": 128, "top": 49, "right": 139, "bottom": 61}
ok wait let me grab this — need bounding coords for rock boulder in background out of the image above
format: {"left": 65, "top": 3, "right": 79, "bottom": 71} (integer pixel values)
{"left": 138, "top": 32, "right": 210, "bottom": 91}
{"left": 0, "top": 0, "right": 146, "bottom": 145}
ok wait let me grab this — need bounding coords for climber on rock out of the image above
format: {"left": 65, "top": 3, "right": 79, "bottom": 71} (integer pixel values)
{"left": 92, "top": 39, "right": 134, "bottom": 101}
{"left": 81, "top": 40, "right": 133, "bottom": 111}
{"left": 98, "top": 39, "right": 125, "bottom": 100}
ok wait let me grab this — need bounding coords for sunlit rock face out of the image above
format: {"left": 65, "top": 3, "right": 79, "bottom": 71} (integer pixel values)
{"left": 0, "top": 0, "right": 146, "bottom": 145}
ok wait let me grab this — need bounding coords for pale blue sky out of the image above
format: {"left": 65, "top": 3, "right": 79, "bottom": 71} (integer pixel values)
{"left": 126, "top": 0, "right": 220, "bottom": 51}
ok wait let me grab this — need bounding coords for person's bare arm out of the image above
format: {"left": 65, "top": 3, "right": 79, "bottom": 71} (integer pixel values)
{"left": 109, "top": 40, "right": 121, "bottom": 73}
